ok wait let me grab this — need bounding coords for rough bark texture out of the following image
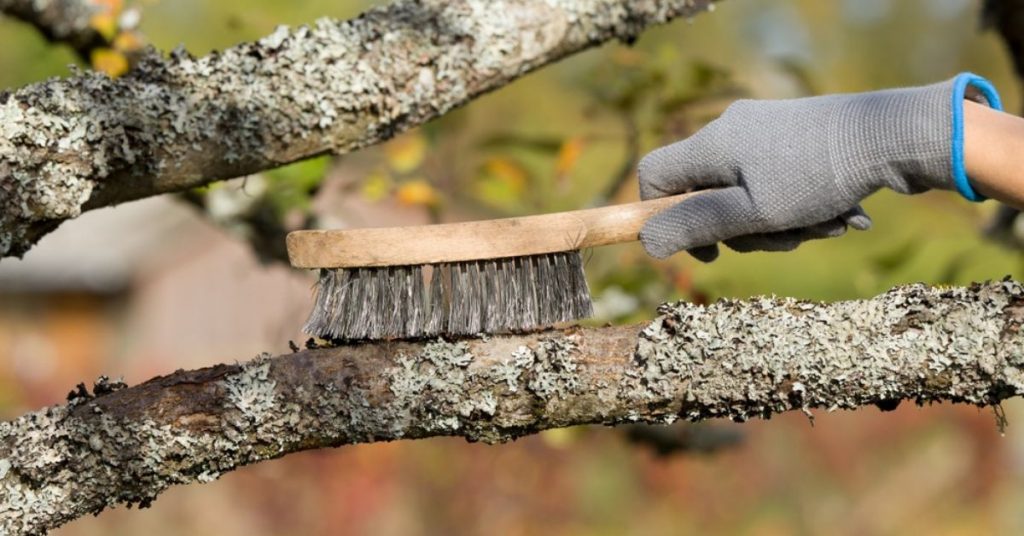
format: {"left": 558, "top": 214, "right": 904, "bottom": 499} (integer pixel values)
{"left": 0, "top": 0, "right": 718, "bottom": 258}
{"left": 0, "top": 0, "right": 105, "bottom": 59}
{"left": 1, "top": 280, "right": 1022, "bottom": 534}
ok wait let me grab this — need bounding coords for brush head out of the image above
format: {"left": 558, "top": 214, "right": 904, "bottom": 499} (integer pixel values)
{"left": 303, "top": 251, "right": 593, "bottom": 341}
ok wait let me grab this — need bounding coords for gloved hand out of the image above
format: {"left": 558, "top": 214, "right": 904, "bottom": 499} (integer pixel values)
{"left": 638, "top": 73, "right": 1002, "bottom": 261}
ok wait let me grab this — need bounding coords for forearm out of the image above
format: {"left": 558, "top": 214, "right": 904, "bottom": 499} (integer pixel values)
{"left": 963, "top": 100, "right": 1024, "bottom": 208}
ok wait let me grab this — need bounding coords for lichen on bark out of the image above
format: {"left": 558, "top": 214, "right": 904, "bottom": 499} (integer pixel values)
{"left": 0, "top": 280, "right": 1021, "bottom": 534}
{"left": 0, "top": 0, "right": 719, "bottom": 258}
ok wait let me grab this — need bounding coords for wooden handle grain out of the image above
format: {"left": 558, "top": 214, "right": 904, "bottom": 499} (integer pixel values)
{"left": 286, "top": 192, "right": 698, "bottom": 268}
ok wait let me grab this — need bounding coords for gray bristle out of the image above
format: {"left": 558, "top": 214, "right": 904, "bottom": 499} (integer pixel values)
{"left": 302, "top": 251, "right": 593, "bottom": 341}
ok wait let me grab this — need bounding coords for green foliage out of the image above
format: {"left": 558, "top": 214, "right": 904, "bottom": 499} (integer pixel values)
{"left": 262, "top": 155, "right": 331, "bottom": 217}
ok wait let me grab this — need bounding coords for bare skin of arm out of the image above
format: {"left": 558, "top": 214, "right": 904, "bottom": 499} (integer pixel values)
{"left": 964, "top": 100, "right": 1024, "bottom": 208}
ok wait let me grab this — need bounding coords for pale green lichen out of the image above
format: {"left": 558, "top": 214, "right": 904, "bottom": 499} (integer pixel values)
{"left": 525, "top": 337, "right": 582, "bottom": 400}
{"left": 382, "top": 339, "right": 480, "bottom": 435}
{"left": 489, "top": 345, "right": 536, "bottom": 392}
{"left": 377, "top": 335, "right": 583, "bottom": 441}
{"left": 223, "top": 353, "right": 276, "bottom": 424}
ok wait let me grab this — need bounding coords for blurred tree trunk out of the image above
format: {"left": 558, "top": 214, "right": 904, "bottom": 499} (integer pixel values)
{"left": 982, "top": 0, "right": 1024, "bottom": 246}
{"left": 984, "top": 0, "right": 1024, "bottom": 86}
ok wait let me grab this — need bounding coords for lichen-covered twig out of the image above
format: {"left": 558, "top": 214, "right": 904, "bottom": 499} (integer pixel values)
{"left": 0, "top": 0, "right": 719, "bottom": 258}
{"left": 2, "top": 280, "right": 1023, "bottom": 534}
{"left": 0, "top": 0, "right": 108, "bottom": 59}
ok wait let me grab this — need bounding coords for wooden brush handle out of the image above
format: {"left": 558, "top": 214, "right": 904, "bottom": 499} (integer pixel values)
{"left": 287, "top": 192, "right": 699, "bottom": 268}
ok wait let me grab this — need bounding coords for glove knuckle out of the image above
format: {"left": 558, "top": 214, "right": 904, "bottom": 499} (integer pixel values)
{"left": 637, "top": 151, "right": 659, "bottom": 181}
{"left": 637, "top": 151, "right": 673, "bottom": 199}
{"left": 721, "top": 99, "right": 754, "bottom": 119}
{"left": 638, "top": 144, "right": 682, "bottom": 173}
{"left": 639, "top": 232, "right": 673, "bottom": 259}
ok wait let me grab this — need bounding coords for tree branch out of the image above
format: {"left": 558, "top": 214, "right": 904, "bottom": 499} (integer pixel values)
{"left": 0, "top": 0, "right": 106, "bottom": 60}
{"left": 0, "top": 0, "right": 719, "bottom": 258}
{"left": 1, "top": 280, "right": 1022, "bottom": 534}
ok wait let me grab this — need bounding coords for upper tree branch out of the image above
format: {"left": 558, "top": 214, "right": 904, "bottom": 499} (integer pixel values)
{"left": 0, "top": 0, "right": 718, "bottom": 258}
{"left": 0, "top": 0, "right": 106, "bottom": 60}
{"left": 2, "top": 280, "right": 1022, "bottom": 534}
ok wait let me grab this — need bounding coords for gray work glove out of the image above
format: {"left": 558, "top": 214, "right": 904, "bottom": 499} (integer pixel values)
{"left": 638, "top": 73, "right": 1002, "bottom": 262}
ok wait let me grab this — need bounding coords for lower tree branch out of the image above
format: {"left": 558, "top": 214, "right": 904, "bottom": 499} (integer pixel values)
{"left": 0, "top": 0, "right": 719, "bottom": 259}
{"left": 1, "top": 280, "right": 1022, "bottom": 534}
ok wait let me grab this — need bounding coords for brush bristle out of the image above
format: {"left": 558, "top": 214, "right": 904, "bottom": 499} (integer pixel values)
{"left": 303, "top": 252, "right": 593, "bottom": 340}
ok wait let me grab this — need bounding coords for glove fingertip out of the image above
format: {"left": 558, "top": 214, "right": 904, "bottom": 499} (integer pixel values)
{"left": 639, "top": 229, "right": 676, "bottom": 259}
{"left": 640, "top": 219, "right": 709, "bottom": 259}
{"left": 846, "top": 214, "right": 873, "bottom": 231}
{"left": 841, "top": 206, "right": 873, "bottom": 231}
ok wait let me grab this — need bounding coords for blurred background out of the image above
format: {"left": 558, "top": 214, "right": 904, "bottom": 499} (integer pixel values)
{"left": 2, "top": 0, "right": 1024, "bottom": 534}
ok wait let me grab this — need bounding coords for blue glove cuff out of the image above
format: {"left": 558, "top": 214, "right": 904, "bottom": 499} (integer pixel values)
{"left": 951, "top": 72, "right": 1003, "bottom": 202}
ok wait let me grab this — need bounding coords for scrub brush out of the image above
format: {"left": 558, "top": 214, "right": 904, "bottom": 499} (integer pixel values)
{"left": 286, "top": 193, "right": 693, "bottom": 340}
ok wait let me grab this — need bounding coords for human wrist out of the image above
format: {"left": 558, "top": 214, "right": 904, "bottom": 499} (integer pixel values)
{"left": 963, "top": 100, "right": 1024, "bottom": 209}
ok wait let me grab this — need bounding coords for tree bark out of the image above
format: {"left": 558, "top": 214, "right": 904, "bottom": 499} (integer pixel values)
{"left": 0, "top": 0, "right": 718, "bottom": 259}
{"left": 1, "top": 280, "right": 1022, "bottom": 534}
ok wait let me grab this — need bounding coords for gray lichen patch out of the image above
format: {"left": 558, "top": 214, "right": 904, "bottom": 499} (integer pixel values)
{"left": 622, "top": 280, "right": 1024, "bottom": 424}
{"left": 372, "top": 335, "right": 584, "bottom": 443}
{"left": 379, "top": 339, "right": 486, "bottom": 436}
{"left": 0, "top": 361, "right": 316, "bottom": 534}
{"left": 0, "top": 401, "right": 208, "bottom": 534}
{"left": 524, "top": 337, "right": 582, "bottom": 399}
{"left": 489, "top": 345, "right": 536, "bottom": 392}
{"left": 223, "top": 353, "right": 277, "bottom": 424}
{"left": 0, "top": 0, "right": 719, "bottom": 258}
